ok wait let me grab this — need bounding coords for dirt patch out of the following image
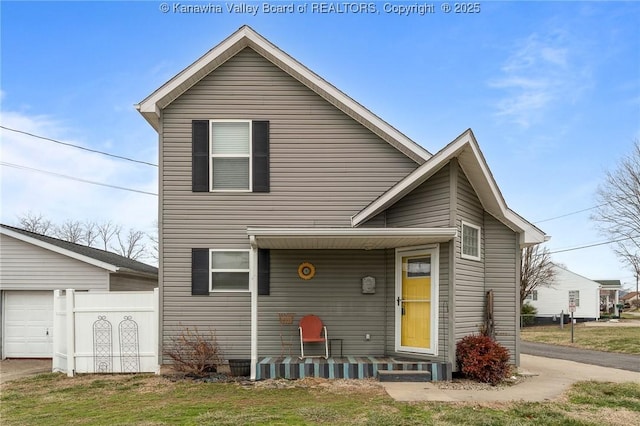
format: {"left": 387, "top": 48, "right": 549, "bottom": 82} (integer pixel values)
{"left": 250, "top": 377, "right": 386, "bottom": 394}
{"left": 243, "top": 375, "right": 531, "bottom": 394}
{"left": 433, "top": 374, "right": 530, "bottom": 391}
{"left": 564, "top": 407, "right": 640, "bottom": 426}
{"left": 585, "top": 320, "right": 640, "bottom": 327}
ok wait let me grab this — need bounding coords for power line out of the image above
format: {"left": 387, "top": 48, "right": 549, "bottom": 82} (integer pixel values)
{"left": 533, "top": 204, "right": 607, "bottom": 224}
{"left": 1, "top": 162, "right": 158, "bottom": 196}
{"left": 0, "top": 125, "right": 158, "bottom": 167}
{"left": 547, "top": 236, "right": 634, "bottom": 255}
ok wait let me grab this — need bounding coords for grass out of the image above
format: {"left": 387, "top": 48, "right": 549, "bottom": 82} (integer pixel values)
{"left": 1, "top": 374, "right": 640, "bottom": 425}
{"left": 520, "top": 323, "right": 640, "bottom": 354}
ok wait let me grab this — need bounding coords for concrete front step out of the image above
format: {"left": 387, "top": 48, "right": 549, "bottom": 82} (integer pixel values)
{"left": 377, "top": 370, "right": 432, "bottom": 382}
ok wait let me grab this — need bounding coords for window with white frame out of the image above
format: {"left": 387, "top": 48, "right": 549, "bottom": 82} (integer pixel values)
{"left": 569, "top": 290, "right": 580, "bottom": 307}
{"left": 524, "top": 290, "right": 538, "bottom": 301}
{"left": 210, "top": 250, "right": 250, "bottom": 291}
{"left": 210, "top": 121, "right": 251, "bottom": 191}
{"left": 461, "top": 221, "right": 481, "bottom": 261}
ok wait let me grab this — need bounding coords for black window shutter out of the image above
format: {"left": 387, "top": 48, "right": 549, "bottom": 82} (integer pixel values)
{"left": 252, "top": 121, "right": 270, "bottom": 193}
{"left": 192, "top": 248, "right": 210, "bottom": 295}
{"left": 192, "top": 120, "right": 209, "bottom": 192}
{"left": 258, "top": 249, "right": 270, "bottom": 295}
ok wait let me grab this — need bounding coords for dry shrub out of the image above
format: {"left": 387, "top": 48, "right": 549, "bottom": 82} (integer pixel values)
{"left": 164, "top": 326, "right": 223, "bottom": 376}
{"left": 456, "top": 334, "right": 510, "bottom": 385}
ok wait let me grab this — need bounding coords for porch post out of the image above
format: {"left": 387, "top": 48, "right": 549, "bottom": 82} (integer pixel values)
{"left": 249, "top": 237, "right": 258, "bottom": 380}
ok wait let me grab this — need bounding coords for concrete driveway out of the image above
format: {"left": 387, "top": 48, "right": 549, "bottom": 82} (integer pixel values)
{"left": 383, "top": 354, "right": 640, "bottom": 402}
{"left": 0, "top": 359, "right": 52, "bottom": 385}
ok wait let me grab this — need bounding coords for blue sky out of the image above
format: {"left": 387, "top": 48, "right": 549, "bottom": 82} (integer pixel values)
{"left": 1, "top": 1, "right": 639, "bottom": 288}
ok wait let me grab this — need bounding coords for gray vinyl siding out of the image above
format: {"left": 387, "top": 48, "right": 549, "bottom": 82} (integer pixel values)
{"left": 258, "top": 250, "right": 387, "bottom": 356}
{"left": 0, "top": 234, "right": 109, "bottom": 291}
{"left": 109, "top": 274, "right": 158, "bottom": 291}
{"left": 384, "top": 164, "right": 451, "bottom": 228}
{"left": 365, "top": 164, "right": 451, "bottom": 228}
{"left": 484, "top": 213, "right": 519, "bottom": 364}
{"left": 454, "top": 170, "right": 485, "bottom": 340}
{"left": 160, "top": 47, "right": 418, "bottom": 359}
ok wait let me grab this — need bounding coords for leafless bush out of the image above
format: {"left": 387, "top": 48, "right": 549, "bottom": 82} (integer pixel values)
{"left": 164, "top": 326, "right": 224, "bottom": 376}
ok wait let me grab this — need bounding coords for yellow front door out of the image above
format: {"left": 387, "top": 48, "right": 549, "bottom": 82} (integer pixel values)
{"left": 401, "top": 255, "right": 431, "bottom": 349}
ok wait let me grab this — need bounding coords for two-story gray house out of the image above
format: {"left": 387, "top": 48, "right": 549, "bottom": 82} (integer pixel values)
{"left": 137, "top": 25, "right": 546, "bottom": 381}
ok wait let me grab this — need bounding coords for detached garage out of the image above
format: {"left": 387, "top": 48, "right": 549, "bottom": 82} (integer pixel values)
{"left": 0, "top": 224, "right": 158, "bottom": 359}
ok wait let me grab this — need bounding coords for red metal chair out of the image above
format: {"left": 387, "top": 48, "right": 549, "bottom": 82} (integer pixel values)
{"left": 298, "top": 314, "right": 328, "bottom": 359}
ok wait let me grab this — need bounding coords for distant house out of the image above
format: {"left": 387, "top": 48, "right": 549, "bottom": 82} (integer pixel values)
{"left": 621, "top": 291, "right": 640, "bottom": 307}
{"left": 136, "top": 25, "right": 547, "bottom": 380}
{"left": 595, "top": 280, "right": 622, "bottom": 315}
{"left": 524, "top": 265, "right": 600, "bottom": 322}
{"left": 0, "top": 224, "right": 158, "bottom": 359}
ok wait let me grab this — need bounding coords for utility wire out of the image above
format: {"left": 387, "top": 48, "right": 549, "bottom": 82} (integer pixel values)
{"left": 547, "top": 236, "right": 635, "bottom": 255}
{"left": 0, "top": 125, "right": 158, "bottom": 167}
{"left": 533, "top": 204, "right": 608, "bottom": 224}
{"left": 1, "top": 162, "right": 158, "bottom": 196}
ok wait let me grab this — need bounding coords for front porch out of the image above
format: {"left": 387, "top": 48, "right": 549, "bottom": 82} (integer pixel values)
{"left": 255, "top": 356, "right": 452, "bottom": 381}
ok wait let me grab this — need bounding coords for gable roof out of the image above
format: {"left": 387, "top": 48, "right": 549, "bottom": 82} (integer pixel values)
{"left": 352, "top": 129, "right": 547, "bottom": 247}
{"left": 0, "top": 224, "right": 157, "bottom": 277}
{"left": 551, "top": 264, "right": 602, "bottom": 288}
{"left": 621, "top": 291, "right": 639, "bottom": 301}
{"left": 595, "top": 280, "right": 622, "bottom": 289}
{"left": 136, "top": 25, "right": 430, "bottom": 164}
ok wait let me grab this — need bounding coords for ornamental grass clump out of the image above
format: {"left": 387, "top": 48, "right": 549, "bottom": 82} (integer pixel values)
{"left": 456, "top": 334, "right": 511, "bottom": 385}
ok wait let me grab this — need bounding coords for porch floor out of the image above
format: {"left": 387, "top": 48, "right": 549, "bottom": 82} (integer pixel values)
{"left": 255, "top": 356, "right": 451, "bottom": 381}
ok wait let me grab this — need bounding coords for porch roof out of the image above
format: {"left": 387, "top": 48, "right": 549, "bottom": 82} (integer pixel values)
{"left": 247, "top": 227, "right": 457, "bottom": 250}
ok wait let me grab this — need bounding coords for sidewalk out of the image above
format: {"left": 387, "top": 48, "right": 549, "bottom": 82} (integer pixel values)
{"left": 382, "top": 354, "right": 640, "bottom": 402}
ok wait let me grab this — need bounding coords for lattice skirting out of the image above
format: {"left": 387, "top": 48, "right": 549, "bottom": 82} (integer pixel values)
{"left": 255, "top": 356, "right": 451, "bottom": 381}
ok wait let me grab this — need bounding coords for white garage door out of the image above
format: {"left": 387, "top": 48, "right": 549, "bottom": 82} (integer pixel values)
{"left": 3, "top": 291, "right": 54, "bottom": 358}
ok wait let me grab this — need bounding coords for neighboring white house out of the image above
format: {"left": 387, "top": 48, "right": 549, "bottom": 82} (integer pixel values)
{"left": 596, "top": 280, "right": 622, "bottom": 316}
{"left": 0, "top": 224, "right": 158, "bottom": 359}
{"left": 524, "top": 265, "right": 600, "bottom": 321}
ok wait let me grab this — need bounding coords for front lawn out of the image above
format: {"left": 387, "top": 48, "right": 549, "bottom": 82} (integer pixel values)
{"left": 520, "top": 323, "right": 640, "bottom": 354}
{"left": 1, "top": 373, "right": 639, "bottom": 425}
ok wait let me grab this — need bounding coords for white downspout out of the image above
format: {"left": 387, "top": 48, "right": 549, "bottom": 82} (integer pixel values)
{"left": 249, "top": 236, "right": 258, "bottom": 380}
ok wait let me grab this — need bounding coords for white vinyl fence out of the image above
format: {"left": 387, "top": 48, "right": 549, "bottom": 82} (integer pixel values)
{"left": 53, "top": 288, "right": 159, "bottom": 377}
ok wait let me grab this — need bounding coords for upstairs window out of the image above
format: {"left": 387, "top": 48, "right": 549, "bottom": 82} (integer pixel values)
{"left": 211, "top": 121, "right": 251, "bottom": 191}
{"left": 192, "top": 120, "right": 269, "bottom": 193}
{"left": 461, "top": 221, "right": 481, "bottom": 261}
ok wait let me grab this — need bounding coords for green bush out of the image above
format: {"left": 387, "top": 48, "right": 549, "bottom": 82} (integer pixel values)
{"left": 456, "top": 335, "right": 511, "bottom": 385}
{"left": 521, "top": 303, "right": 537, "bottom": 326}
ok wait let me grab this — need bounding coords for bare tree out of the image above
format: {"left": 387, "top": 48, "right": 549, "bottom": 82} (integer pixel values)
{"left": 520, "top": 245, "right": 556, "bottom": 306}
{"left": 14, "top": 212, "right": 152, "bottom": 261}
{"left": 592, "top": 140, "right": 640, "bottom": 296}
{"left": 147, "top": 220, "right": 159, "bottom": 262}
{"left": 55, "top": 220, "right": 84, "bottom": 243}
{"left": 83, "top": 220, "right": 99, "bottom": 247}
{"left": 17, "top": 211, "right": 54, "bottom": 235}
{"left": 114, "top": 228, "right": 146, "bottom": 260}
{"left": 97, "top": 220, "right": 121, "bottom": 251}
